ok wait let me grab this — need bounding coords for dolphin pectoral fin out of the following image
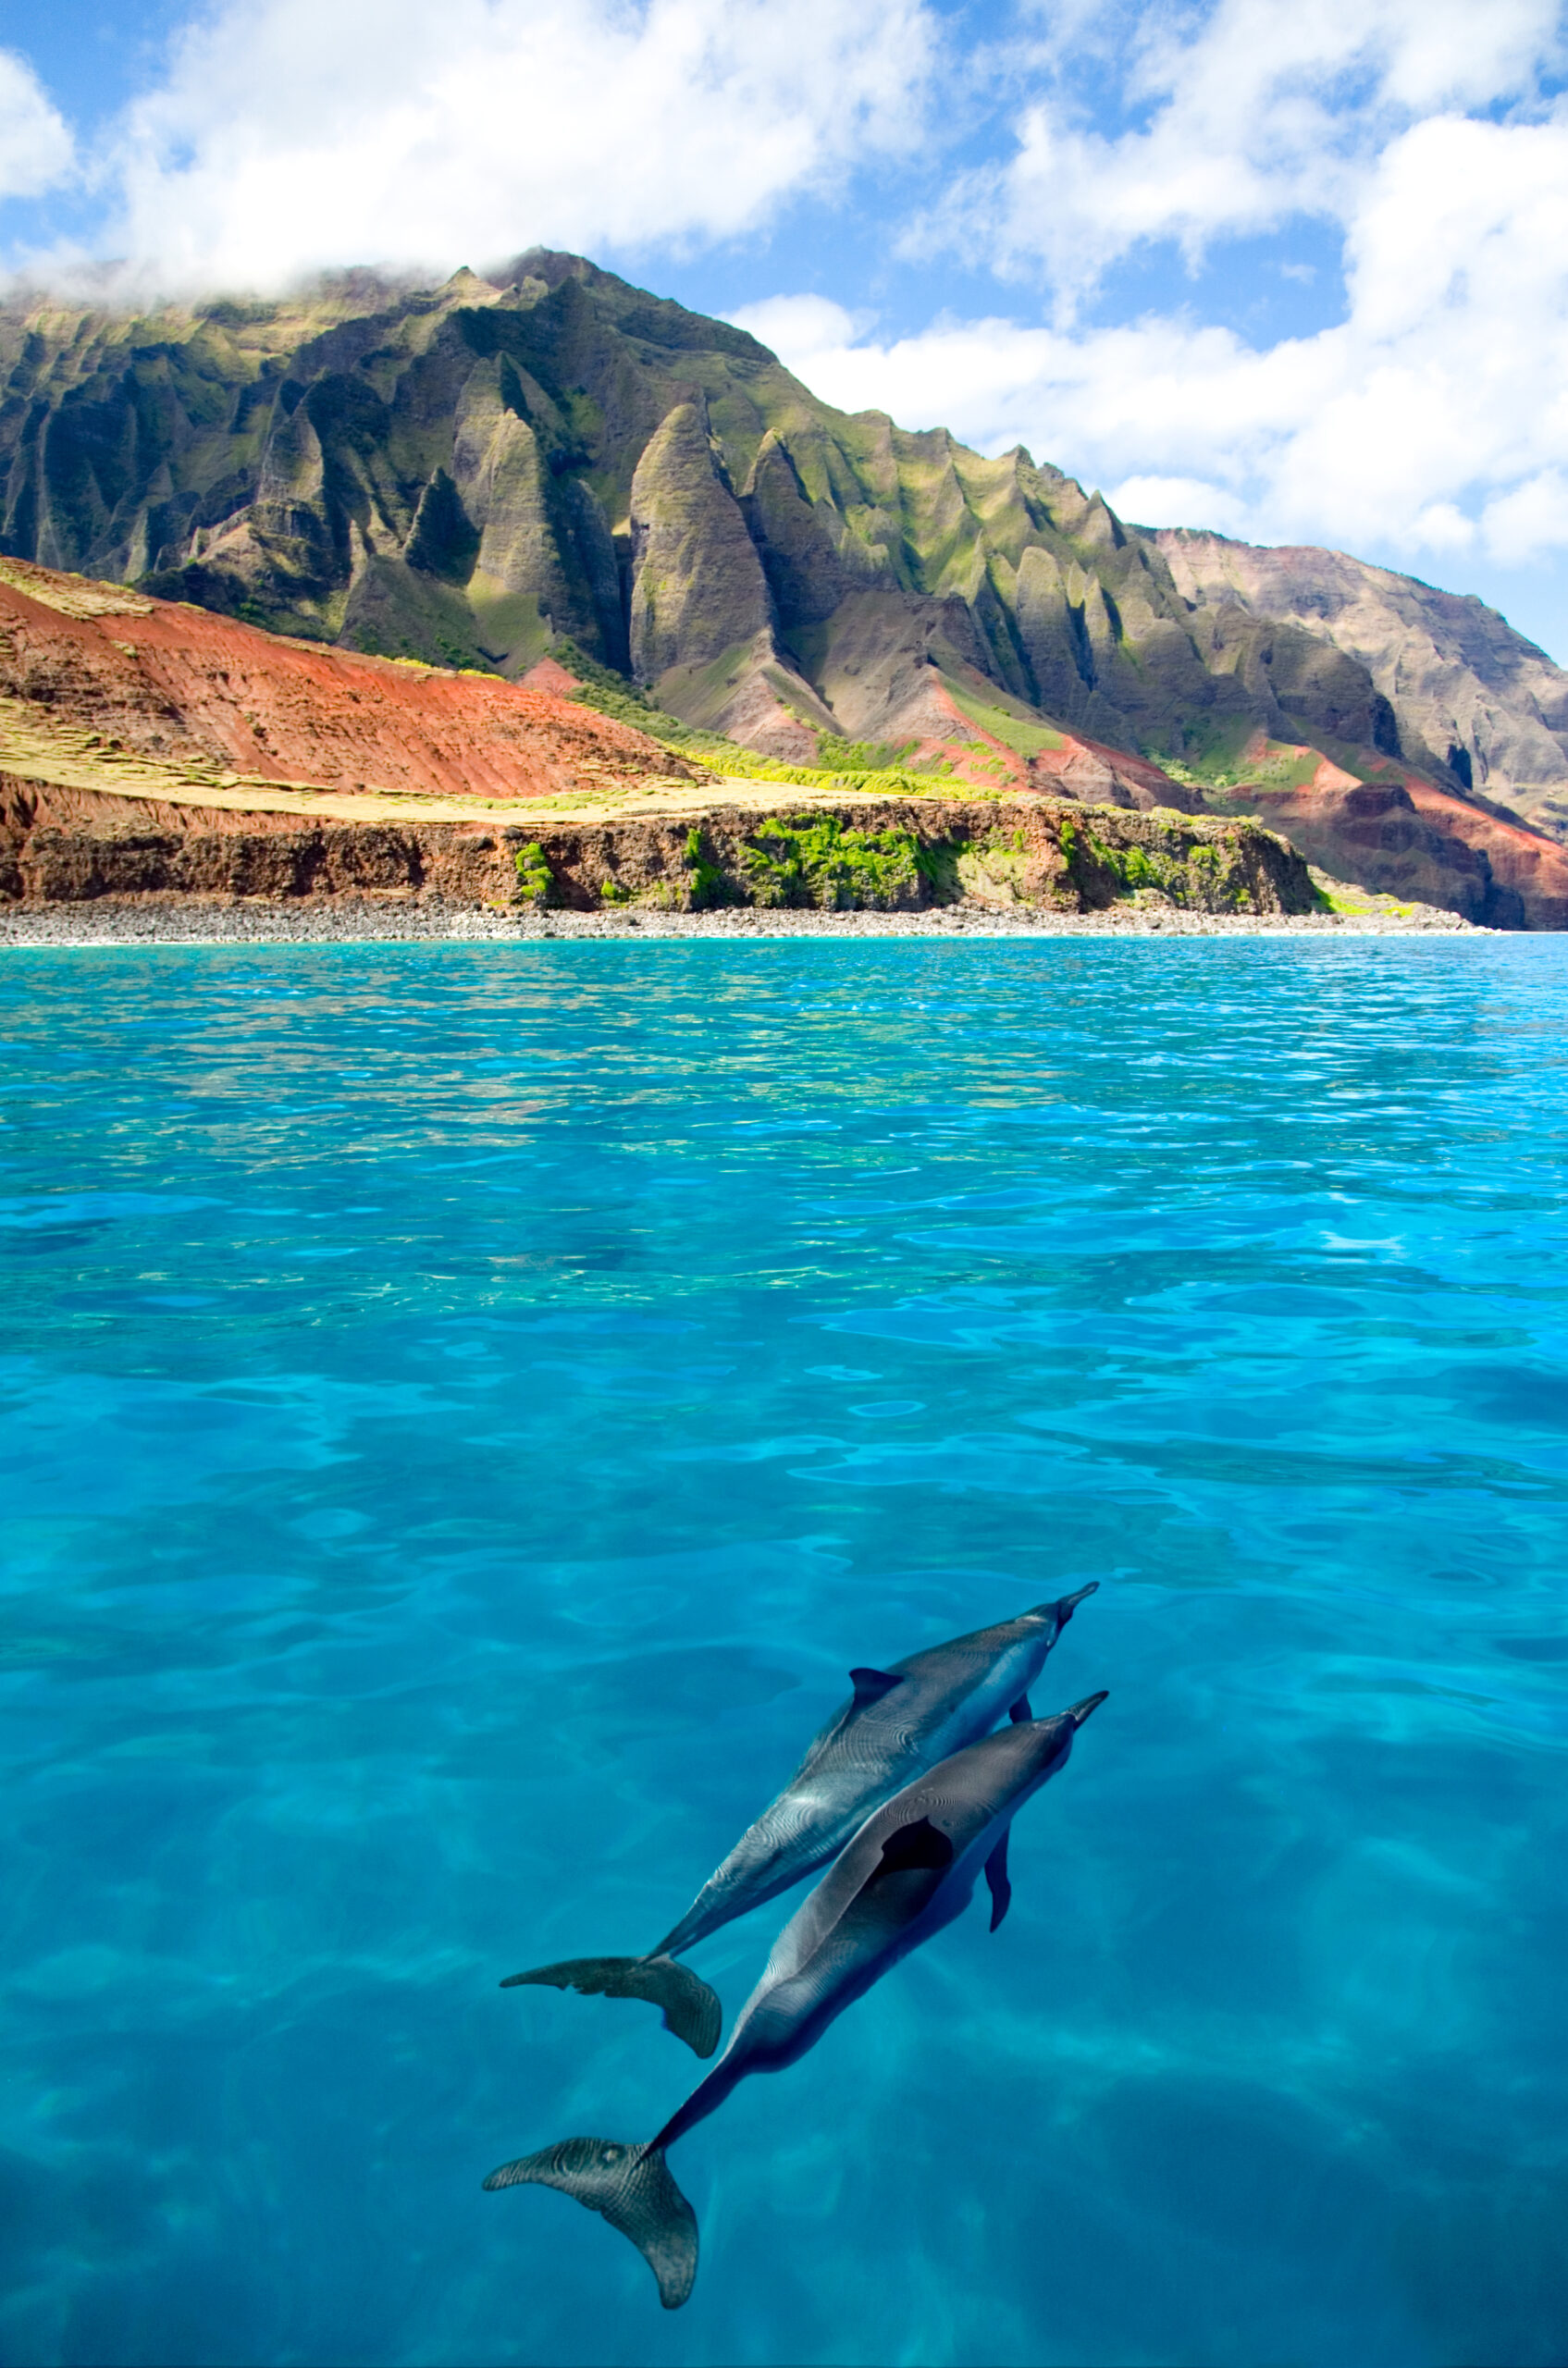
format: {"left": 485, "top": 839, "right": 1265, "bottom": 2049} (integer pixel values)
{"left": 500, "top": 1955, "right": 722, "bottom": 2059}
{"left": 849, "top": 1666, "right": 906, "bottom": 1708}
{"left": 484, "top": 2138, "right": 698, "bottom": 2309}
{"left": 1008, "top": 1693, "right": 1033, "bottom": 1723}
{"left": 984, "top": 1830, "right": 1013, "bottom": 1931}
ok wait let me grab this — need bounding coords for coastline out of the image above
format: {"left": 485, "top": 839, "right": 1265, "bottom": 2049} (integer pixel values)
{"left": 0, "top": 892, "right": 1486, "bottom": 948}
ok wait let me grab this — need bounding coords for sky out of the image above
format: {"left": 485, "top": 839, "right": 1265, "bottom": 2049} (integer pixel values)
{"left": 4, "top": 0, "right": 1568, "bottom": 658}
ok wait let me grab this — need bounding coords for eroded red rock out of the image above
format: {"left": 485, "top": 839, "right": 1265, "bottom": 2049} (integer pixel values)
{"left": 0, "top": 561, "right": 703, "bottom": 800}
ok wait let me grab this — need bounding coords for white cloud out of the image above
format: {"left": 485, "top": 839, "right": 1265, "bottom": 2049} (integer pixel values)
{"left": 93, "top": 0, "right": 935, "bottom": 293}
{"left": 0, "top": 50, "right": 74, "bottom": 202}
{"left": 732, "top": 108, "right": 1568, "bottom": 574}
{"left": 1104, "top": 475, "right": 1253, "bottom": 536}
{"left": 1483, "top": 475, "right": 1568, "bottom": 565}
{"left": 920, "top": 0, "right": 1564, "bottom": 313}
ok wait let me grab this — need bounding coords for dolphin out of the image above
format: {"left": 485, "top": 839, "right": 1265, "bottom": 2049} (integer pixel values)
{"left": 501, "top": 1585, "right": 1097, "bottom": 2056}
{"left": 484, "top": 1691, "right": 1107, "bottom": 2307}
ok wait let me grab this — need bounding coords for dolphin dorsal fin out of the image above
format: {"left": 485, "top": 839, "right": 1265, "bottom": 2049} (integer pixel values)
{"left": 848, "top": 1666, "right": 905, "bottom": 1709}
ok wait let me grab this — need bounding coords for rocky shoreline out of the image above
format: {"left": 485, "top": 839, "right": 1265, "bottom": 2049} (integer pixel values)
{"left": 0, "top": 891, "right": 1483, "bottom": 947}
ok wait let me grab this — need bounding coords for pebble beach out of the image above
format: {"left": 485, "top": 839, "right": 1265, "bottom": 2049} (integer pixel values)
{"left": 0, "top": 892, "right": 1482, "bottom": 947}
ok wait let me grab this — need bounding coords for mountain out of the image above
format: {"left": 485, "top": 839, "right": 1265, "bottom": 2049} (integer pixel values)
{"left": 5, "top": 249, "right": 1568, "bottom": 924}
{"left": 1155, "top": 531, "right": 1568, "bottom": 838}
{"left": 0, "top": 253, "right": 1403, "bottom": 776}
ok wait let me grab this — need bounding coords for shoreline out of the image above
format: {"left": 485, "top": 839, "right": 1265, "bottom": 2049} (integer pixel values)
{"left": 0, "top": 894, "right": 1488, "bottom": 947}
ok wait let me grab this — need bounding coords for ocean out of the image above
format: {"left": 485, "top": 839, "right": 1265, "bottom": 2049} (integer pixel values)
{"left": 2, "top": 937, "right": 1564, "bottom": 2367}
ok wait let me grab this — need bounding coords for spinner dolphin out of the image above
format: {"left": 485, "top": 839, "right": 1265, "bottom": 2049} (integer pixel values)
{"left": 502, "top": 1586, "right": 1097, "bottom": 2055}
{"left": 484, "top": 1690, "right": 1108, "bottom": 2307}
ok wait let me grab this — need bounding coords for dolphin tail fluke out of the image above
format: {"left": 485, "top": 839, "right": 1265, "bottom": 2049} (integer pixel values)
{"left": 484, "top": 2137, "right": 698, "bottom": 2309}
{"left": 500, "top": 1954, "right": 722, "bottom": 2059}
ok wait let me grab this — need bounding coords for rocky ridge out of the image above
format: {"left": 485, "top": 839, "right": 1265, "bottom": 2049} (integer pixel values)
{"left": 1155, "top": 530, "right": 1568, "bottom": 840}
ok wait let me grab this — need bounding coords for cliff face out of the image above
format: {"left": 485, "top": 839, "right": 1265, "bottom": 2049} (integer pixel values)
{"left": 1155, "top": 530, "right": 1568, "bottom": 835}
{"left": 7, "top": 253, "right": 1568, "bottom": 922}
{"left": 0, "top": 778, "right": 1315, "bottom": 919}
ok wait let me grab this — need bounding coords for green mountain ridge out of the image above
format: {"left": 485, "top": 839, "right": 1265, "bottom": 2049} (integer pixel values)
{"left": 2, "top": 248, "right": 1562, "bottom": 866}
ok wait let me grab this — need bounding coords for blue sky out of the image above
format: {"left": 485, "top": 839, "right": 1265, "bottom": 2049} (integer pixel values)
{"left": 5, "top": 0, "right": 1568, "bottom": 659}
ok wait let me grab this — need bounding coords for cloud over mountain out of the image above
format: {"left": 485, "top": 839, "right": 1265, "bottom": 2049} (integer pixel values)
{"left": 17, "top": 0, "right": 935, "bottom": 293}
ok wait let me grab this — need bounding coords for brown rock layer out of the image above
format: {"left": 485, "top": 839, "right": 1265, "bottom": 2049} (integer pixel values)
{"left": 0, "top": 778, "right": 1314, "bottom": 919}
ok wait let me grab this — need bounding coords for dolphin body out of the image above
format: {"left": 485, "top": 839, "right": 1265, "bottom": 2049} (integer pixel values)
{"left": 484, "top": 1691, "right": 1107, "bottom": 2308}
{"left": 502, "top": 1586, "right": 1097, "bottom": 2056}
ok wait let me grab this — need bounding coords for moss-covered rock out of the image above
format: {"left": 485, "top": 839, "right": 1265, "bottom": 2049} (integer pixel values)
{"left": 742, "top": 813, "right": 923, "bottom": 909}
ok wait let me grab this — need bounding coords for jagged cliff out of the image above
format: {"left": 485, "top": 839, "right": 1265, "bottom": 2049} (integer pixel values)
{"left": 0, "top": 253, "right": 1419, "bottom": 773}
{"left": 6, "top": 251, "right": 1568, "bottom": 922}
{"left": 0, "top": 778, "right": 1315, "bottom": 920}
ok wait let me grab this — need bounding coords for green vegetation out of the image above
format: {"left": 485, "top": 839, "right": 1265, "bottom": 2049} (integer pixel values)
{"left": 600, "top": 874, "right": 634, "bottom": 905}
{"left": 512, "top": 841, "right": 554, "bottom": 906}
{"left": 1311, "top": 873, "right": 1414, "bottom": 919}
{"left": 913, "top": 840, "right": 962, "bottom": 901}
{"left": 553, "top": 641, "right": 719, "bottom": 755}
{"left": 1154, "top": 716, "right": 1261, "bottom": 790}
{"left": 920, "top": 822, "right": 1043, "bottom": 906}
{"left": 942, "top": 681, "right": 1067, "bottom": 758}
{"left": 714, "top": 748, "right": 954, "bottom": 796}
{"left": 812, "top": 733, "right": 917, "bottom": 772}
{"left": 1158, "top": 720, "right": 1327, "bottom": 797}
{"left": 683, "top": 827, "right": 726, "bottom": 908}
{"left": 743, "top": 814, "right": 922, "bottom": 909}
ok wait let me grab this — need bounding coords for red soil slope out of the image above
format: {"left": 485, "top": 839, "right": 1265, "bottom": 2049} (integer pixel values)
{"left": 0, "top": 561, "right": 702, "bottom": 800}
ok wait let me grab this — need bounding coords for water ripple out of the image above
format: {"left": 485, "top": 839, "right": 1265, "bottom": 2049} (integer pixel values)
{"left": 1, "top": 939, "right": 1565, "bottom": 2367}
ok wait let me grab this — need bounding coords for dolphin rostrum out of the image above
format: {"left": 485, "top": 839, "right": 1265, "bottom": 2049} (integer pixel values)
{"left": 485, "top": 1691, "right": 1107, "bottom": 2306}
{"left": 501, "top": 1586, "right": 1097, "bottom": 2056}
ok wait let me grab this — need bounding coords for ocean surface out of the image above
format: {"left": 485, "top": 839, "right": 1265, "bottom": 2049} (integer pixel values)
{"left": 2, "top": 937, "right": 1565, "bottom": 2368}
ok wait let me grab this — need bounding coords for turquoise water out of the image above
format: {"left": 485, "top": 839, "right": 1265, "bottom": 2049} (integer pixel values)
{"left": 2, "top": 938, "right": 1565, "bottom": 2368}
